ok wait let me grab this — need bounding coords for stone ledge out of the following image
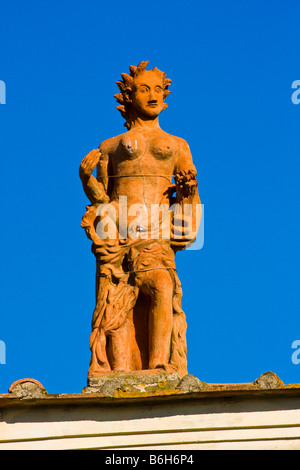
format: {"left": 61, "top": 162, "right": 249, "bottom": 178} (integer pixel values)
{"left": 83, "top": 372, "right": 181, "bottom": 397}
{"left": 1, "top": 371, "right": 300, "bottom": 407}
{"left": 83, "top": 372, "right": 206, "bottom": 397}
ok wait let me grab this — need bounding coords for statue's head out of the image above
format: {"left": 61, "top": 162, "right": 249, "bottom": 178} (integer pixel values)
{"left": 115, "top": 61, "right": 172, "bottom": 129}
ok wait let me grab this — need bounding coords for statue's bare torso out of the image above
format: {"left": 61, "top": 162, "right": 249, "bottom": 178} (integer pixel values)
{"left": 99, "top": 127, "right": 195, "bottom": 207}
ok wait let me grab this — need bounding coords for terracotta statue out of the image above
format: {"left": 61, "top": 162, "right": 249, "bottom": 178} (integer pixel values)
{"left": 79, "top": 61, "right": 201, "bottom": 379}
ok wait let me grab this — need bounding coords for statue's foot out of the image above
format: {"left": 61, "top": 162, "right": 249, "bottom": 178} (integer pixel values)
{"left": 153, "top": 363, "right": 177, "bottom": 374}
{"left": 88, "top": 365, "right": 112, "bottom": 378}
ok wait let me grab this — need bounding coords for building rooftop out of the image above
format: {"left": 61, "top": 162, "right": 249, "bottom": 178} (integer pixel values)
{"left": 1, "top": 371, "right": 300, "bottom": 408}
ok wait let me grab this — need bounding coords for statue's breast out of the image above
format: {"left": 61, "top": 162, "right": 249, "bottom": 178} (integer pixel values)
{"left": 150, "top": 134, "right": 176, "bottom": 160}
{"left": 119, "top": 133, "right": 147, "bottom": 160}
{"left": 119, "top": 131, "right": 176, "bottom": 162}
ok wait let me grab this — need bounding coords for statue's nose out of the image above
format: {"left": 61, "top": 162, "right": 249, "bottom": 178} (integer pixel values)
{"left": 148, "top": 89, "right": 157, "bottom": 101}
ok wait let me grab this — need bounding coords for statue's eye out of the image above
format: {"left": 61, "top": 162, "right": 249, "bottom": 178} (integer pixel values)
{"left": 155, "top": 87, "right": 163, "bottom": 93}
{"left": 139, "top": 86, "right": 148, "bottom": 93}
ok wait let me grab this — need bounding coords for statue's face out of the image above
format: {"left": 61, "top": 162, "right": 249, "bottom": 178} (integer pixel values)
{"left": 131, "top": 70, "right": 165, "bottom": 119}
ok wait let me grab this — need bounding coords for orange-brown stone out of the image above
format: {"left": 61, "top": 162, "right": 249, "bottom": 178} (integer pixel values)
{"left": 79, "top": 61, "right": 201, "bottom": 380}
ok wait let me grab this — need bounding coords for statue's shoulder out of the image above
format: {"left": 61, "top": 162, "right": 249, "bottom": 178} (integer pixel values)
{"left": 162, "top": 132, "right": 190, "bottom": 154}
{"left": 172, "top": 134, "right": 190, "bottom": 150}
{"left": 98, "top": 132, "right": 125, "bottom": 155}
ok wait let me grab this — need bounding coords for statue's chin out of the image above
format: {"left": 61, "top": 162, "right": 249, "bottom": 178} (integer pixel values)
{"left": 134, "top": 106, "right": 162, "bottom": 120}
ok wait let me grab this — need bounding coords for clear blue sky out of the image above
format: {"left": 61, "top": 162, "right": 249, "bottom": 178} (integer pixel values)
{"left": 0, "top": 0, "right": 300, "bottom": 394}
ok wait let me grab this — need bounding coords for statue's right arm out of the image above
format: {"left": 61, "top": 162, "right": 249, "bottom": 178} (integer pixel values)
{"left": 96, "top": 141, "right": 110, "bottom": 197}
{"left": 79, "top": 148, "right": 109, "bottom": 204}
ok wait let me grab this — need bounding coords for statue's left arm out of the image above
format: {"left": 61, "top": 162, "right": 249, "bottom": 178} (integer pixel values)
{"left": 171, "top": 138, "right": 202, "bottom": 249}
{"left": 174, "top": 138, "right": 200, "bottom": 203}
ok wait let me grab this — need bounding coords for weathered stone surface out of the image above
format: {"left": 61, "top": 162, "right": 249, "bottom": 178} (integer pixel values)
{"left": 82, "top": 372, "right": 181, "bottom": 397}
{"left": 8, "top": 379, "right": 47, "bottom": 398}
{"left": 177, "top": 374, "right": 207, "bottom": 393}
{"left": 254, "top": 372, "right": 284, "bottom": 390}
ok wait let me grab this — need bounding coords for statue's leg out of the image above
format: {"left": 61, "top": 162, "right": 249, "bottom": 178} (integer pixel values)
{"left": 107, "top": 313, "right": 134, "bottom": 372}
{"left": 140, "top": 269, "right": 174, "bottom": 370}
{"left": 88, "top": 327, "right": 111, "bottom": 377}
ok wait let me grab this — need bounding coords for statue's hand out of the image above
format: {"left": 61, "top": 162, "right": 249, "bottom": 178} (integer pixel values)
{"left": 79, "top": 149, "right": 101, "bottom": 182}
{"left": 175, "top": 169, "right": 198, "bottom": 202}
{"left": 171, "top": 213, "right": 197, "bottom": 242}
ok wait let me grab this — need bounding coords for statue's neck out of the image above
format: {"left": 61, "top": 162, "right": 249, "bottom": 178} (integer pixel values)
{"left": 128, "top": 115, "right": 160, "bottom": 130}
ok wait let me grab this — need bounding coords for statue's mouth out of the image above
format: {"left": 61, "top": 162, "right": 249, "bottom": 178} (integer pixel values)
{"left": 147, "top": 102, "right": 158, "bottom": 108}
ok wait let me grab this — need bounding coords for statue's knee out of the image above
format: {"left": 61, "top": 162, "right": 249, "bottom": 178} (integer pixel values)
{"left": 146, "top": 269, "right": 173, "bottom": 293}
